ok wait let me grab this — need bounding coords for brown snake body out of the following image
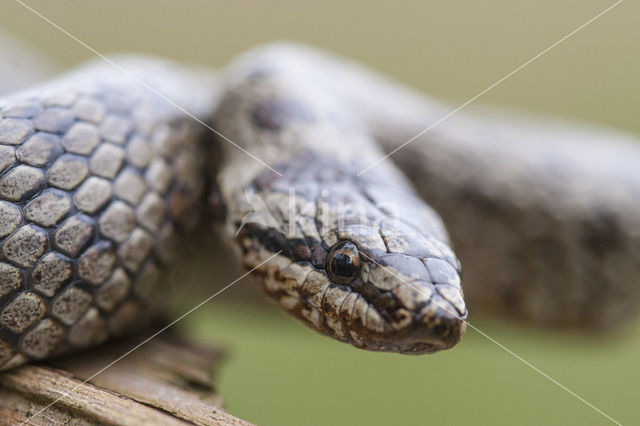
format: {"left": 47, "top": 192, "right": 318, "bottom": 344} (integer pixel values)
{"left": 0, "top": 43, "right": 638, "bottom": 370}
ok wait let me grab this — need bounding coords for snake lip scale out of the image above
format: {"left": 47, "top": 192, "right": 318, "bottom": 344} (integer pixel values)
{"left": 0, "top": 42, "right": 639, "bottom": 370}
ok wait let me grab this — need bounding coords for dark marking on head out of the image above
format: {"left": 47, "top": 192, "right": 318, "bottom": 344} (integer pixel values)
{"left": 582, "top": 212, "right": 623, "bottom": 258}
{"left": 251, "top": 99, "right": 315, "bottom": 131}
{"left": 292, "top": 243, "right": 312, "bottom": 262}
{"left": 207, "top": 182, "right": 227, "bottom": 222}
{"left": 238, "top": 224, "right": 293, "bottom": 259}
{"left": 309, "top": 244, "right": 327, "bottom": 268}
{"left": 251, "top": 169, "right": 280, "bottom": 192}
{"left": 247, "top": 66, "right": 278, "bottom": 81}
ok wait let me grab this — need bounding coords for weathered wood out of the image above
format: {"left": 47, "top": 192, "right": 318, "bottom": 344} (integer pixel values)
{"left": 0, "top": 333, "right": 252, "bottom": 425}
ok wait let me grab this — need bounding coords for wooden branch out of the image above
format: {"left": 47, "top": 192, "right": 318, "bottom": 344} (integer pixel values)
{"left": 0, "top": 332, "right": 252, "bottom": 425}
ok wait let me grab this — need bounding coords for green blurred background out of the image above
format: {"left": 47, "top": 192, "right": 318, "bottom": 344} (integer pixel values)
{"left": 1, "top": 1, "right": 639, "bottom": 424}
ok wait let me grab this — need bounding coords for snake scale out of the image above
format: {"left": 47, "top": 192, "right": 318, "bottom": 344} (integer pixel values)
{"left": 0, "top": 42, "right": 639, "bottom": 370}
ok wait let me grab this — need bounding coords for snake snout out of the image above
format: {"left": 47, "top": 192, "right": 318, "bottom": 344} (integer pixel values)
{"left": 362, "top": 250, "right": 468, "bottom": 354}
{"left": 401, "top": 308, "right": 467, "bottom": 354}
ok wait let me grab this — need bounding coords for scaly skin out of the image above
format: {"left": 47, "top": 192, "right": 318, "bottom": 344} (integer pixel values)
{"left": 0, "top": 58, "right": 215, "bottom": 369}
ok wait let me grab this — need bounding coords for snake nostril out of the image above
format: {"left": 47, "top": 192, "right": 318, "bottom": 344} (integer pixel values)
{"left": 433, "top": 323, "right": 450, "bottom": 337}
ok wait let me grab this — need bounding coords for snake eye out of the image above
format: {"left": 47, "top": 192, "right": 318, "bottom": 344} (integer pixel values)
{"left": 326, "top": 241, "right": 361, "bottom": 284}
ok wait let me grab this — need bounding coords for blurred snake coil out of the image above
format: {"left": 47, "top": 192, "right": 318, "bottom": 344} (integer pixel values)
{"left": 0, "top": 42, "right": 639, "bottom": 370}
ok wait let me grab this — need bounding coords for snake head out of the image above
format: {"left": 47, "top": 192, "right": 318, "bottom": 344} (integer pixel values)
{"left": 232, "top": 155, "right": 467, "bottom": 354}
{"left": 324, "top": 221, "right": 468, "bottom": 354}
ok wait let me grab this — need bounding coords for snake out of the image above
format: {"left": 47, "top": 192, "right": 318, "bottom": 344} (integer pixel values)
{"left": 0, "top": 42, "right": 639, "bottom": 371}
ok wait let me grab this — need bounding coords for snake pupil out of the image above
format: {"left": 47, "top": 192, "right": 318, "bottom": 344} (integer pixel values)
{"left": 331, "top": 254, "right": 355, "bottom": 278}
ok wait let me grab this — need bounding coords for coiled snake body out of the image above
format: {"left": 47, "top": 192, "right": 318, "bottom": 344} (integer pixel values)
{"left": 0, "top": 43, "right": 639, "bottom": 370}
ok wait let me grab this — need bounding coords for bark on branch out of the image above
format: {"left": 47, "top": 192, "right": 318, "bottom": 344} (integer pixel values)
{"left": 0, "top": 332, "right": 252, "bottom": 426}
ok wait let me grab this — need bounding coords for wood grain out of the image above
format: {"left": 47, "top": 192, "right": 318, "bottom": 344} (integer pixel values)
{"left": 0, "top": 332, "right": 252, "bottom": 425}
